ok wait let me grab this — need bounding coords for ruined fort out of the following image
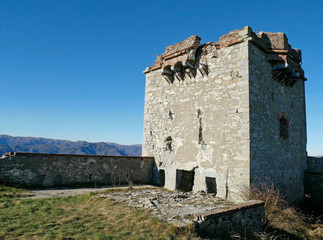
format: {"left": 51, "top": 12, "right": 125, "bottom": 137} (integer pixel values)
{"left": 1, "top": 27, "right": 322, "bottom": 211}
{"left": 143, "top": 26, "right": 307, "bottom": 203}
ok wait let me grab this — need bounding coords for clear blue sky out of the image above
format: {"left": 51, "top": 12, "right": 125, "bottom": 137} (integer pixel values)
{"left": 0, "top": 0, "right": 322, "bottom": 155}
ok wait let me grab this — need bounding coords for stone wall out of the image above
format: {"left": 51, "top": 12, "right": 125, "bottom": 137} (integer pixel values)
{"left": 0, "top": 152, "right": 155, "bottom": 187}
{"left": 143, "top": 28, "right": 251, "bottom": 200}
{"left": 248, "top": 37, "right": 307, "bottom": 203}
{"left": 142, "top": 26, "right": 307, "bottom": 203}
{"left": 307, "top": 156, "right": 323, "bottom": 170}
{"left": 194, "top": 200, "right": 265, "bottom": 236}
{"left": 305, "top": 157, "right": 323, "bottom": 211}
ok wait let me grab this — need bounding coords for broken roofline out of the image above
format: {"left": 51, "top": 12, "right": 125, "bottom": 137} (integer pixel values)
{"left": 143, "top": 26, "right": 303, "bottom": 74}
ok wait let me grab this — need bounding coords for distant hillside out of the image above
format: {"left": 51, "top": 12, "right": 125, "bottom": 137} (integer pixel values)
{"left": 0, "top": 135, "right": 142, "bottom": 156}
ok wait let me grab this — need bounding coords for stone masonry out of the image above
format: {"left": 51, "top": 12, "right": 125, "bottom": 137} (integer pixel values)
{"left": 0, "top": 152, "right": 155, "bottom": 187}
{"left": 305, "top": 156, "right": 323, "bottom": 211}
{"left": 98, "top": 188, "right": 264, "bottom": 233}
{"left": 142, "top": 26, "right": 307, "bottom": 203}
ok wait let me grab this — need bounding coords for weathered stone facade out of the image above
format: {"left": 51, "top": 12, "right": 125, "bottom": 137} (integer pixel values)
{"left": 305, "top": 157, "right": 323, "bottom": 211}
{"left": 142, "top": 26, "right": 307, "bottom": 202}
{"left": 0, "top": 152, "right": 155, "bottom": 187}
{"left": 194, "top": 200, "right": 265, "bottom": 236}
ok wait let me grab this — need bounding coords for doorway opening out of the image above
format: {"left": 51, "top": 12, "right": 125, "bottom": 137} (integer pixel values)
{"left": 176, "top": 169, "right": 195, "bottom": 192}
{"left": 205, "top": 177, "right": 217, "bottom": 194}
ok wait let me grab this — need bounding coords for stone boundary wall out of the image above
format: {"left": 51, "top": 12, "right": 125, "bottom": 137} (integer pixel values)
{"left": 0, "top": 152, "right": 155, "bottom": 187}
{"left": 194, "top": 200, "right": 264, "bottom": 236}
{"left": 305, "top": 156, "right": 323, "bottom": 211}
{"left": 307, "top": 156, "right": 323, "bottom": 171}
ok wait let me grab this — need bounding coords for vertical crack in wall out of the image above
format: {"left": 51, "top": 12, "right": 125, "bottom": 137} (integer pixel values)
{"left": 225, "top": 169, "right": 229, "bottom": 200}
{"left": 197, "top": 109, "right": 204, "bottom": 145}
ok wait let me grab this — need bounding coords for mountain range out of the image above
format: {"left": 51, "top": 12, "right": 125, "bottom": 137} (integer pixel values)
{"left": 0, "top": 135, "right": 142, "bottom": 157}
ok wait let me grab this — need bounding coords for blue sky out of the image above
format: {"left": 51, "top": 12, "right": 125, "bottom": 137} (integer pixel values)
{"left": 0, "top": 0, "right": 322, "bottom": 155}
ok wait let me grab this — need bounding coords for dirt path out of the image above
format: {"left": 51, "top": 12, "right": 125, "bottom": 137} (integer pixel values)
{"left": 26, "top": 185, "right": 157, "bottom": 199}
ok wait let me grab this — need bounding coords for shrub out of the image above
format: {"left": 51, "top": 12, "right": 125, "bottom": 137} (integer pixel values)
{"left": 239, "top": 179, "right": 308, "bottom": 237}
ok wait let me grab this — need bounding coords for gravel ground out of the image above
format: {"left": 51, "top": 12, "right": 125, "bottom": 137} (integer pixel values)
{"left": 25, "top": 185, "right": 157, "bottom": 199}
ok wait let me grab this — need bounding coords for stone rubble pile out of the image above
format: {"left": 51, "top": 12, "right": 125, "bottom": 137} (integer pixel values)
{"left": 98, "top": 188, "right": 233, "bottom": 226}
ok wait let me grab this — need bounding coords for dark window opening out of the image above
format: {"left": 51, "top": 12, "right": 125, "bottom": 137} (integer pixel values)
{"left": 279, "top": 116, "right": 289, "bottom": 140}
{"left": 206, "top": 177, "right": 217, "bottom": 194}
{"left": 165, "top": 136, "right": 172, "bottom": 151}
{"left": 176, "top": 169, "right": 195, "bottom": 192}
{"left": 159, "top": 170, "right": 165, "bottom": 187}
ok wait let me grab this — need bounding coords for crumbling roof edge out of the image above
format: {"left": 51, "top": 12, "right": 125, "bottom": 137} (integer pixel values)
{"left": 144, "top": 26, "right": 303, "bottom": 74}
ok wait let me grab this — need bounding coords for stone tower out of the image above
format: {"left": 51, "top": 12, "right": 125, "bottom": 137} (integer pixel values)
{"left": 142, "top": 26, "right": 307, "bottom": 202}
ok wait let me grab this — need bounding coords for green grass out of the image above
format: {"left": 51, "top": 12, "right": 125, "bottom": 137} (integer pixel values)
{"left": 1, "top": 185, "right": 322, "bottom": 239}
{"left": 0, "top": 186, "right": 198, "bottom": 240}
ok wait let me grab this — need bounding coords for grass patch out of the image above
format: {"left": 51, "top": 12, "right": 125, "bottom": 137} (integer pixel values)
{"left": 0, "top": 186, "right": 198, "bottom": 239}
{"left": 1, "top": 185, "right": 322, "bottom": 239}
{"left": 0, "top": 186, "right": 31, "bottom": 198}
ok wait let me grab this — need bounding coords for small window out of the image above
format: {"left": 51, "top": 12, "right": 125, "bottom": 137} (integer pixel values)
{"left": 279, "top": 115, "right": 289, "bottom": 140}
{"left": 165, "top": 136, "right": 172, "bottom": 152}
{"left": 158, "top": 170, "right": 165, "bottom": 187}
{"left": 205, "top": 177, "right": 217, "bottom": 194}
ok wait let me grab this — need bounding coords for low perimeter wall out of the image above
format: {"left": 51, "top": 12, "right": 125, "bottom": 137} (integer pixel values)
{"left": 305, "top": 156, "right": 323, "bottom": 212}
{"left": 0, "top": 152, "right": 155, "bottom": 187}
{"left": 194, "top": 200, "right": 265, "bottom": 236}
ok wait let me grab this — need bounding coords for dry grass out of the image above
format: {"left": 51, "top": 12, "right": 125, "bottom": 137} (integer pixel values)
{"left": 239, "top": 179, "right": 323, "bottom": 239}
